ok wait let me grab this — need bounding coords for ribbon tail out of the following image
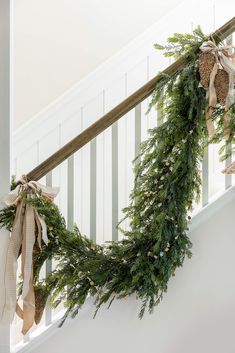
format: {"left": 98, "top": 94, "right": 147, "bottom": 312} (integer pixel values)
{"left": 35, "top": 209, "right": 48, "bottom": 246}
{"left": 205, "top": 106, "right": 216, "bottom": 137}
{"left": 21, "top": 204, "right": 36, "bottom": 334}
{"left": 2, "top": 201, "right": 24, "bottom": 323}
{"left": 15, "top": 302, "right": 23, "bottom": 319}
{"left": 21, "top": 276, "right": 35, "bottom": 335}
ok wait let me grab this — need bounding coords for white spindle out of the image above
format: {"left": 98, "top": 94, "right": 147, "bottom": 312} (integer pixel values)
{"left": 45, "top": 172, "right": 53, "bottom": 326}
{"left": 112, "top": 122, "right": 119, "bottom": 241}
{"left": 135, "top": 104, "right": 142, "bottom": 160}
{"left": 90, "top": 139, "right": 96, "bottom": 242}
{"left": 202, "top": 146, "right": 209, "bottom": 207}
{"left": 67, "top": 156, "right": 74, "bottom": 231}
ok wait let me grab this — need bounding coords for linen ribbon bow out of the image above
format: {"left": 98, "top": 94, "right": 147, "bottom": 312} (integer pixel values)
{"left": 1, "top": 175, "right": 59, "bottom": 334}
{"left": 200, "top": 40, "right": 235, "bottom": 139}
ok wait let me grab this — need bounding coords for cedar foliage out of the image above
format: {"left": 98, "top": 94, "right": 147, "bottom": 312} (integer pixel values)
{"left": 1, "top": 27, "right": 234, "bottom": 325}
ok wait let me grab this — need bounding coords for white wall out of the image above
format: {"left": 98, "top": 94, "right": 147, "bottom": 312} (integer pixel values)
{"left": 24, "top": 189, "right": 235, "bottom": 353}
{"left": 13, "top": 0, "right": 185, "bottom": 128}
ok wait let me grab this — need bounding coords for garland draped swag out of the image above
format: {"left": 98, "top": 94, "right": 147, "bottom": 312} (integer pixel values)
{"left": 0, "top": 27, "right": 235, "bottom": 334}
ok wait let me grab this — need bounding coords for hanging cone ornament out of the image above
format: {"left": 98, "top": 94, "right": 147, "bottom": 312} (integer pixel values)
{"left": 32, "top": 242, "right": 48, "bottom": 325}
{"left": 199, "top": 40, "right": 235, "bottom": 140}
{"left": 214, "top": 69, "right": 229, "bottom": 105}
{"left": 34, "top": 286, "right": 49, "bottom": 325}
{"left": 199, "top": 52, "right": 216, "bottom": 88}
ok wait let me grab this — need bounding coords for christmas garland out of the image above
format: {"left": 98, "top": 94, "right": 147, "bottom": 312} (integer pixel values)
{"left": 1, "top": 27, "right": 235, "bottom": 332}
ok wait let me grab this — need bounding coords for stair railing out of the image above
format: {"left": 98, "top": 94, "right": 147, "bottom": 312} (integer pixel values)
{"left": 26, "top": 18, "right": 235, "bottom": 182}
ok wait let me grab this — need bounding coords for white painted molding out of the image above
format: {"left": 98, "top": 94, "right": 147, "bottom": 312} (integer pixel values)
{"left": 11, "top": 300, "right": 92, "bottom": 353}
{"left": 11, "top": 311, "right": 65, "bottom": 353}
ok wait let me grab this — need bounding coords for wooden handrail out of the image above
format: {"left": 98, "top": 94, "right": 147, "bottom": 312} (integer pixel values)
{"left": 27, "top": 17, "right": 235, "bottom": 181}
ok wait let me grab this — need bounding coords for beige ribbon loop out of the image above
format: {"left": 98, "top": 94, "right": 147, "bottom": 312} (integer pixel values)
{"left": 200, "top": 41, "right": 235, "bottom": 139}
{"left": 1, "top": 176, "right": 59, "bottom": 334}
{"left": 4, "top": 184, "right": 22, "bottom": 207}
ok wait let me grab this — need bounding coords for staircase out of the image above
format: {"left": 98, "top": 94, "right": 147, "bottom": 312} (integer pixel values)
{"left": 1, "top": 8, "right": 235, "bottom": 353}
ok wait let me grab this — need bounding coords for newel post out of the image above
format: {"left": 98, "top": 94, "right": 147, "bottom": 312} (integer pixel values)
{"left": 0, "top": 0, "right": 13, "bottom": 351}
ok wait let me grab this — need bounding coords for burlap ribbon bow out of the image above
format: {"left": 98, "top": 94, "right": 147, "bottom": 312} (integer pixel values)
{"left": 200, "top": 40, "right": 235, "bottom": 139}
{"left": 1, "top": 176, "right": 59, "bottom": 334}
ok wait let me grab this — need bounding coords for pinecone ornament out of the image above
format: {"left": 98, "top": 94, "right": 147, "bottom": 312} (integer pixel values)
{"left": 199, "top": 52, "right": 216, "bottom": 88}
{"left": 199, "top": 52, "right": 230, "bottom": 106}
{"left": 33, "top": 243, "right": 48, "bottom": 325}
{"left": 34, "top": 286, "right": 49, "bottom": 325}
{"left": 214, "top": 69, "right": 229, "bottom": 105}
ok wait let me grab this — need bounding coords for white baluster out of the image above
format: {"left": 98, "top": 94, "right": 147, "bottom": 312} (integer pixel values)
{"left": 45, "top": 172, "right": 53, "bottom": 326}
{"left": 135, "top": 104, "right": 142, "bottom": 160}
{"left": 112, "top": 122, "right": 119, "bottom": 241}
{"left": 90, "top": 139, "right": 96, "bottom": 243}
{"left": 67, "top": 156, "right": 74, "bottom": 231}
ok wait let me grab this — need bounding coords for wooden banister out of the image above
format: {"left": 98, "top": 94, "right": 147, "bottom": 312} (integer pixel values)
{"left": 27, "top": 17, "right": 235, "bottom": 181}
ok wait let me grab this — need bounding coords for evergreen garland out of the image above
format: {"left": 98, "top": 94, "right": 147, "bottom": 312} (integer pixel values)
{"left": 1, "top": 27, "right": 234, "bottom": 326}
